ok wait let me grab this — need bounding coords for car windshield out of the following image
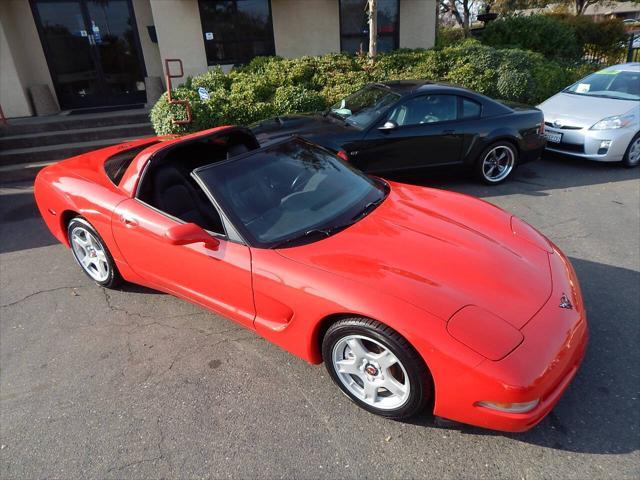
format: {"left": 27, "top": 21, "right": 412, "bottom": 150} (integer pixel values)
{"left": 564, "top": 69, "right": 640, "bottom": 100}
{"left": 193, "top": 138, "right": 387, "bottom": 248}
{"left": 329, "top": 85, "right": 401, "bottom": 128}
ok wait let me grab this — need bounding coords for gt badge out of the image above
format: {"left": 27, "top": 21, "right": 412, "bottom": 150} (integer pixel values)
{"left": 559, "top": 293, "right": 573, "bottom": 309}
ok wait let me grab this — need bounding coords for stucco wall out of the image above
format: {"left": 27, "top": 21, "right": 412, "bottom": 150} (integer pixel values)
{"left": 271, "top": 0, "right": 340, "bottom": 58}
{"left": 0, "top": 0, "right": 57, "bottom": 118}
{"left": 0, "top": 18, "right": 32, "bottom": 118}
{"left": 399, "top": 0, "right": 436, "bottom": 49}
{"left": 132, "top": 0, "right": 163, "bottom": 82}
{"left": 149, "top": 0, "right": 208, "bottom": 86}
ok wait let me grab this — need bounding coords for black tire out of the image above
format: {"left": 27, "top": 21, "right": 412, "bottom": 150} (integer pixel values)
{"left": 322, "top": 317, "right": 432, "bottom": 420}
{"left": 67, "top": 217, "right": 122, "bottom": 288}
{"left": 622, "top": 132, "right": 640, "bottom": 168}
{"left": 474, "top": 141, "right": 518, "bottom": 185}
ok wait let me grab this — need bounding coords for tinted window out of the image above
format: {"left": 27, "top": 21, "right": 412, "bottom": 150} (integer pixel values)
{"left": 340, "top": 0, "right": 398, "bottom": 54}
{"left": 330, "top": 85, "right": 401, "bottom": 129}
{"left": 194, "top": 139, "right": 386, "bottom": 247}
{"left": 388, "top": 95, "right": 458, "bottom": 126}
{"left": 462, "top": 98, "right": 482, "bottom": 119}
{"left": 104, "top": 142, "right": 157, "bottom": 185}
{"left": 198, "top": 0, "right": 275, "bottom": 65}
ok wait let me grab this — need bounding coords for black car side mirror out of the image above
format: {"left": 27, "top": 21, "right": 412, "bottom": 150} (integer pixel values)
{"left": 378, "top": 120, "right": 398, "bottom": 131}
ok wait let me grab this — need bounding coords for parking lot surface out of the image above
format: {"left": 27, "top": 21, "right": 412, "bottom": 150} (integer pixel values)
{"left": 1, "top": 155, "right": 639, "bottom": 479}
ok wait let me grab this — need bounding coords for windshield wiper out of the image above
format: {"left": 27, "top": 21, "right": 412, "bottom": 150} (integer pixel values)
{"left": 351, "top": 197, "right": 384, "bottom": 222}
{"left": 271, "top": 227, "right": 338, "bottom": 249}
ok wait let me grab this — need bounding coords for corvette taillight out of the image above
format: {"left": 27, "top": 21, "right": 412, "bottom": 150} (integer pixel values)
{"left": 337, "top": 150, "right": 349, "bottom": 162}
{"left": 538, "top": 121, "right": 545, "bottom": 135}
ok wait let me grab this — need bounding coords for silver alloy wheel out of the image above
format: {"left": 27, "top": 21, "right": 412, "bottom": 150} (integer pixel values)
{"left": 482, "top": 145, "right": 515, "bottom": 182}
{"left": 628, "top": 137, "right": 640, "bottom": 165}
{"left": 70, "top": 226, "right": 110, "bottom": 282}
{"left": 332, "top": 334, "right": 410, "bottom": 410}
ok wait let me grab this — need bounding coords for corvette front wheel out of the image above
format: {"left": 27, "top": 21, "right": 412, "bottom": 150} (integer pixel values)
{"left": 322, "top": 318, "right": 432, "bottom": 420}
{"left": 68, "top": 217, "right": 122, "bottom": 288}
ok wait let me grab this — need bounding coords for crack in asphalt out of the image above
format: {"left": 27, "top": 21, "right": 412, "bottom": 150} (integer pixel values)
{"left": 0, "top": 286, "right": 83, "bottom": 308}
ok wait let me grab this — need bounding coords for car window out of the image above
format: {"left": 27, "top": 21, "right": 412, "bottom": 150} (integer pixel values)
{"left": 565, "top": 69, "right": 640, "bottom": 101}
{"left": 461, "top": 98, "right": 482, "bottom": 119}
{"left": 329, "top": 85, "right": 401, "bottom": 129}
{"left": 193, "top": 139, "right": 386, "bottom": 247}
{"left": 387, "top": 95, "right": 458, "bottom": 126}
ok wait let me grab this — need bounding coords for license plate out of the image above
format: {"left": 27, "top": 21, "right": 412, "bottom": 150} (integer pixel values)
{"left": 544, "top": 131, "right": 562, "bottom": 143}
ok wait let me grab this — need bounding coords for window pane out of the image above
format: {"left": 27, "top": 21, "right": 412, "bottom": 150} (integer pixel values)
{"left": 389, "top": 95, "right": 458, "bottom": 126}
{"left": 462, "top": 98, "right": 482, "bottom": 119}
{"left": 340, "top": 0, "right": 398, "bottom": 53}
{"left": 198, "top": 0, "right": 275, "bottom": 64}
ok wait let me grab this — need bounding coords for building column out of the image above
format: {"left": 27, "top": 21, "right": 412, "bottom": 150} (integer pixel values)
{"left": 149, "top": 0, "right": 208, "bottom": 86}
{"left": 399, "top": 0, "right": 437, "bottom": 49}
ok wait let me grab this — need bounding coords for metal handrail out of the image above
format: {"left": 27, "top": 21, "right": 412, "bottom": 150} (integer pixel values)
{"left": 164, "top": 58, "right": 192, "bottom": 126}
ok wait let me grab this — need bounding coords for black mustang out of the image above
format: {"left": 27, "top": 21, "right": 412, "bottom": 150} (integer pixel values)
{"left": 251, "top": 81, "right": 546, "bottom": 184}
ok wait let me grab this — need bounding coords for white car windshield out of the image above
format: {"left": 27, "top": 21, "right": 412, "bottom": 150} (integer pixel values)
{"left": 565, "top": 69, "right": 640, "bottom": 101}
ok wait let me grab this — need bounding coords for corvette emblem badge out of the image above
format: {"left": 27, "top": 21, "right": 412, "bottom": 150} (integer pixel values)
{"left": 559, "top": 293, "right": 573, "bottom": 309}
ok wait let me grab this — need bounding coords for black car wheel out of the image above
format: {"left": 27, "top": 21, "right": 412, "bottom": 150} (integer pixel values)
{"left": 67, "top": 217, "right": 122, "bottom": 288}
{"left": 475, "top": 141, "right": 518, "bottom": 185}
{"left": 322, "top": 317, "right": 432, "bottom": 420}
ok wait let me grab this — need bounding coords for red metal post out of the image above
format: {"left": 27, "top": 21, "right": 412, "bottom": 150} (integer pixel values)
{"left": 164, "top": 58, "right": 192, "bottom": 126}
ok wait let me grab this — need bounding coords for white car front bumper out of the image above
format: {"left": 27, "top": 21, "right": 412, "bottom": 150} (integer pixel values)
{"left": 544, "top": 125, "right": 636, "bottom": 162}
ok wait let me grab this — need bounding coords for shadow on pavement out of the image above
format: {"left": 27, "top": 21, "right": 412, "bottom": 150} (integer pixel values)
{"left": 0, "top": 189, "right": 59, "bottom": 254}
{"left": 407, "top": 256, "right": 640, "bottom": 455}
{"left": 386, "top": 154, "right": 640, "bottom": 198}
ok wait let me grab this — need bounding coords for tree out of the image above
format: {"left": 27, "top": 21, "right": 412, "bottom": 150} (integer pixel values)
{"left": 368, "top": 0, "right": 377, "bottom": 59}
{"left": 439, "top": 0, "right": 476, "bottom": 35}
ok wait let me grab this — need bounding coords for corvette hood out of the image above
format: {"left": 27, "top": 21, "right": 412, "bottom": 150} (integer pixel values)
{"left": 277, "top": 183, "right": 552, "bottom": 330}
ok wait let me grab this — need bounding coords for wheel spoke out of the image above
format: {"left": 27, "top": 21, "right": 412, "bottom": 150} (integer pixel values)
{"left": 363, "top": 381, "right": 378, "bottom": 402}
{"left": 374, "top": 349, "right": 398, "bottom": 369}
{"left": 335, "top": 358, "right": 361, "bottom": 377}
{"left": 72, "top": 234, "right": 89, "bottom": 247}
{"left": 382, "top": 377, "right": 407, "bottom": 397}
{"left": 81, "top": 256, "right": 92, "bottom": 268}
{"left": 346, "top": 338, "right": 369, "bottom": 360}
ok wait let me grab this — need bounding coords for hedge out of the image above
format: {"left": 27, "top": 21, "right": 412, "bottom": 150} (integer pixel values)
{"left": 481, "top": 14, "right": 628, "bottom": 63}
{"left": 150, "top": 40, "right": 597, "bottom": 136}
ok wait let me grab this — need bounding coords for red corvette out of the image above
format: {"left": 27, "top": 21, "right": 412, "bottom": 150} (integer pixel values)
{"left": 34, "top": 126, "right": 588, "bottom": 432}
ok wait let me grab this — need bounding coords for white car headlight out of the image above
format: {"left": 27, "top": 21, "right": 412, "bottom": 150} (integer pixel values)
{"left": 590, "top": 113, "right": 636, "bottom": 130}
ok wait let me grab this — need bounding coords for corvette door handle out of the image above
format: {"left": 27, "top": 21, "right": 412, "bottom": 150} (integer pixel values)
{"left": 120, "top": 215, "right": 138, "bottom": 227}
{"left": 443, "top": 129, "right": 456, "bottom": 135}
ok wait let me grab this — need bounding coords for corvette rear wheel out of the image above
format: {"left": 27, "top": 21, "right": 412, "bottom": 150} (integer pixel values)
{"left": 68, "top": 217, "right": 121, "bottom": 288}
{"left": 475, "top": 142, "right": 517, "bottom": 185}
{"left": 322, "top": 317, "right": 431, "bottom": 420}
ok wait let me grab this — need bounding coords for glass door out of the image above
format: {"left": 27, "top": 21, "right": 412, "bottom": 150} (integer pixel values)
{"left": 31, "top": 0, "right": 146, "bottom": 110}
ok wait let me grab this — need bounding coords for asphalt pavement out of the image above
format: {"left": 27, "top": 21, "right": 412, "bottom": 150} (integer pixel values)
{"left": 1, "top": 154, "right": 639, "bottom": 479}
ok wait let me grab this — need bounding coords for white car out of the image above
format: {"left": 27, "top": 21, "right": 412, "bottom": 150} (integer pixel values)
{"left": 537, "top": 63, "right": 640, "bottom": 167}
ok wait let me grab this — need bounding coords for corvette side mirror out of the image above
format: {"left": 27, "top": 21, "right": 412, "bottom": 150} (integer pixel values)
{"left": 378, "top": 120, "right": 398, "bottom": 131}
{"left": 165, "top": 223, "right": 220, "bottom": 250}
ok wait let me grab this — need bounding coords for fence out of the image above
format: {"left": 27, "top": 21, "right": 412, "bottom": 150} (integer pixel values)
{"left": 582, "top": 32, "right": 640, "bottom": 65}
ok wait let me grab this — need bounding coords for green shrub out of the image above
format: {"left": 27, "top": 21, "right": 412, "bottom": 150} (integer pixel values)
{"left": 482, "top": 15, "right": 582, "bottom": 61}
{"left": 150, "top": 42, "right": 599, "bottom": 135}
{"left": 436, "top": 27, "right": 466, "bottom": 49}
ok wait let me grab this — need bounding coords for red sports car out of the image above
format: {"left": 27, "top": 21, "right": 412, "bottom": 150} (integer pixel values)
{"left": 34, "top": 126, "right": 588, "bottom": 432}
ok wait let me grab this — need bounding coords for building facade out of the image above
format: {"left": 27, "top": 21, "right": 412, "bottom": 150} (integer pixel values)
{"left": 0, "top": 0, "right": 437, "bottom": 119}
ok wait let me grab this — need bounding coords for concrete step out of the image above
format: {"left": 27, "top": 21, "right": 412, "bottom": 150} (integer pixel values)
{"left": 0, "top": 160, "right": 57, "bottom": 184}
{"left": 0, "top": 136, "right": 148, "bottom": 167}
{"left": 0, "top": 109, "right": 151, "bottom": 137}
{"left": 0, "top": 123, "right": 154, "bottom": 150}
